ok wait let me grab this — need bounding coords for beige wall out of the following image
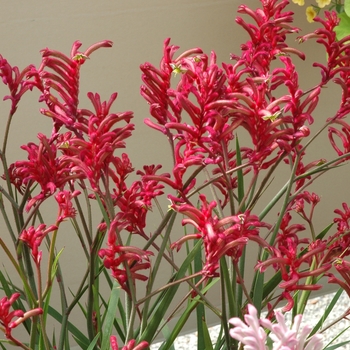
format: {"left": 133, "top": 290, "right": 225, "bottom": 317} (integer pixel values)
{"left": 0, "top": 1, "right": 347, "bottom": 348}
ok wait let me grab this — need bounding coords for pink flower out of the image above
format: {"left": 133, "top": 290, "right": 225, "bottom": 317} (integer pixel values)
{"left": 261, "top": 310, "right": 323, "bottom": 350}
{"left": 229, "top": 304, "right": 267, "bottom": 350}
{"left": 229, "top": 304, "right": 323, "bottom": 350}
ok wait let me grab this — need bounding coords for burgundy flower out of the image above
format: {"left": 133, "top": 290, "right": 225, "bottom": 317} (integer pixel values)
{"left": 328, "top": 259, "right": 350, "bottom": 298}
{"left": 0, "top": 293, "right": 23, "bottom": 338}
{"left": 140, "top": 38, "right": 203, "bottom": 132}
{"left": 298, "top": 11, "right": 350, "bottom": 160}
{"left": 208, "top": 0, "right": 312, "bottom": 172}
{"left": 141, "top": 40, "right": 230, "bottom": 192}
{"left": 107, "top": 163, "right": 168, "bottom": 235}
{"left": 300, "top": 12, "right": 350, "bottom": 118}
{"left": 136, "top": 164, "right": 167, "bottom": 207}
{"left": 328, "top": 120, "right": 350, "bottom": 157}
{"left": 290, "top": 191, "right": 320, "bottom": 221}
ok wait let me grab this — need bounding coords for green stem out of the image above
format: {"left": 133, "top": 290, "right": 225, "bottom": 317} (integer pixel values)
{"left": 219, "top": 260, "right": 232, "bottom": 349}
{"left": 72, "top": 183, "right": 93, "bottom": 247}
{"left": 45, "top": 226, "right": 60, "bottom": 295}
{"left": 28, "top": 315, "right": 39, "bottom": 350}
{"left": 0, "top": 193, "right": 18, "bottom": 247}
{"left": 35, "top": 261, "right": 51, "bottom": 350}
{"left": 187, "top": 163, "right": 251, "bottom": 199}
{"left": 58, "top": 268, "right": 90, "bottom": 350}
{"left": 87, "top": 230, "right": 104, "bottom": 348}
{"left": 137, "top": 272, "right": 203, "bottom": 306}
{"left": 220, "top": 139, "right": 235, "bottom": 215}
{"left": 262, "top": 152, "right": 300, "bottom": 261}
{"left": 140, "top": 211, "right": 177, "bottom": 335}
{"left": 17, "top": 242, "right": 38, "bottom": 301}
{"left": 247, "top": 153, "right": 285, "bottom": 212}
{"left": 0, "top": 238, "right": 36, "bottom": 302}
{"left": 0, "top": 111, "right": 22, "bottom": 233}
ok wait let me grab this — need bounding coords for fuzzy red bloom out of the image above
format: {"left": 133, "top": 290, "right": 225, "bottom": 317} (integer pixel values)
{"left": 0, "top": 293, "right": 23, "bottom": 338}
{"left": 19, "top": 224, "right": 58, "bottom": 264}
{"left": 324, "top": 202, "right": 350, "bottom": 261}
{"left": 257, "top": 212, "right": 330, "bottom": 311}
{"left": 26, "top": 40, "right": 113, "bottom": 135}
{"left": 107, "top": 163, "right": 168, "bottom": 235}
{"left": 59, "top": 93, "right": 134, "bottom": 192}
{"left": 299, "top": 12, "right": 350, "bottom": 159}
{"left": 8, "top": 133, "right": 81, "bottom": 211}
{"left": 98, "top": 218, "right": 153, "bottom": 293}
{"left": 0, "top": 56, "right": 33, "bottom": 114}
{"left": 55, "top": 190, "right": 81, "bottom": 222}
{"left": 170, "top": 194, "right": 270, "bottom": 277}
{"left": 0, "top": 293, "right": 43, "bottom": 345}
{"left": 328, "top": 259, "right": 350, "bottom": 298}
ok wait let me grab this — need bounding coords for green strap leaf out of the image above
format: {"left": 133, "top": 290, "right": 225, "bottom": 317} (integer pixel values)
{"left": 139, "top": 240, "right": 202, "bottom": 343}
{"left": 201, "top": 318, "right": 214, "bottom": 350}
{"left": 335, "top": 12, "right": 350, "bottom": 40}
{"left": 48, "top": 306, "right": 90, "bottom": 349}
{"left": 345, "top": 0, "right": 350, "bottom": 17}
{"left": 87, "top": 333, "right": 101, "bottom": 350}
{"left": 100, "top": 280, "right": 121, "bottom": 350}
{"left": 309, "top": 289, "right": 343, "bottom": 337}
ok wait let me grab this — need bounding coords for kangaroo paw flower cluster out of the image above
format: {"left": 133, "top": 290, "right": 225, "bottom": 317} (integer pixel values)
{"left": 229, "top": 304, "right": 323, "bottom": 350}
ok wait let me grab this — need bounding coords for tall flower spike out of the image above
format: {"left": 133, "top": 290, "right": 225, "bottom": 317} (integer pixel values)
{"left": 60, "top": 93, "right": 135, "bottom": 193}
